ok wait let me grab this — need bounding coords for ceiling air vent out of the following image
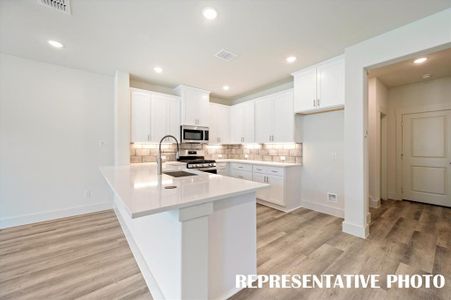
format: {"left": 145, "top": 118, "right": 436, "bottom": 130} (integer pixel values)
{"left": 38, "top": 0, "right": 71, "bottom": 15}
{"left": 214, "top": 49, "right": 238, "bottom": 62}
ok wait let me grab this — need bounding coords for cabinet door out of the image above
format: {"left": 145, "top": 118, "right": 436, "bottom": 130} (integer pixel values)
{"left": 209, "top": 103, "right": 230, "bottom": 144}
{"left": 242, "top": 101, "right": 255, "bottom": 143}
{"left": 182, "top": 88, "right": 209, "bottom": 126}
{"left": 293, "top": 68, "right": 317, "bottom": 113}
{"left": 317, "top": 58, "right": 344, "bottom": 108}
{"left": 131, "top": 90, "right": 151, "bottom": 143}
{"left": 166, "top": 96, "right": 181, "bottom": 139}
{"left": 252, "top": 173, "right": 270, "bottom": 200}
{"left": 230, "top": 104, "right": 243, "bottom": 143}
{"left": 273, "top": 90, "right": 294, "bottom": 142}
{"left": 267, "top": 175, "right": 285, "bottom": 206}
{"left": 230, "top": 169, "right": 252, "bottom": 180}
{"left": 150, "top": 95, "right": 168, "bottom": 143}
{"left": 254, "top": 96, "right": 273, "bottom": 143}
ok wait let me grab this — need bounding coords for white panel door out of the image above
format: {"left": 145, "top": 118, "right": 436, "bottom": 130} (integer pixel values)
{"left": 131, "top": 90, "right": 151, "bottom": 143}
{"left": 293, "top": 68, "right": 317, "bottom": 113}
{"left": 273, "top": 90, "right": 294, "bottom": 142}
{"left": 317, "top": 58, "right": 345, "bottom": 109}
{"left": 254, "top": 96, "right": 273, "bottom": 143}
{"left": 402, "top": 110, "right": 451, "bottom": 207}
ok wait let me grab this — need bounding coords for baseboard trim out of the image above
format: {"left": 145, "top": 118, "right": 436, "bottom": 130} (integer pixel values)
{"left": 257, "top": 199, "right": 302, "bottom": 213}
{"left": 388, "top": 192, "right": 402, "bottom": 200}
{"left": 114, "top": 206, "right": 165, "bottom": 300}
{"left": 301, "top": 201, "right": 344, "bottom": 218}
{"left": 0, "top": 202, "right": 112, "bottom": 229}
{"left": 342, "top": 221, "right": 369, "bottom": 239}
{"left": 369, "top": 196, "right": 381, "bottom": 208}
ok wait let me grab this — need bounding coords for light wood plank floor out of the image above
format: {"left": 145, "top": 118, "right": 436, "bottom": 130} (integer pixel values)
{"left": 232, "top": 199, "right": 451, "bottom": 300}
{"left": 1, "top": 200, "right": 450, "bottom": 300}
{"left": 0, "top": 210, "right": 152, "bottom": 300}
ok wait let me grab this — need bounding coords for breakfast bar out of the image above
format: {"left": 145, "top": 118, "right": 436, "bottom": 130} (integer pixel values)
{"left": 101, "top": 163, "right": 267, "bottom": 300}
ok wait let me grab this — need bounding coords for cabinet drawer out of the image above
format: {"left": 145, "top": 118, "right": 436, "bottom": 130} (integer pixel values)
{"left": 253, "top": 165, "right": 284, "bottom": 177}
{"left": 231, "top": 169, "right": 253, "bottom": 181}
{"left": 230, "top": 163, "right": 252, "bottom": 172}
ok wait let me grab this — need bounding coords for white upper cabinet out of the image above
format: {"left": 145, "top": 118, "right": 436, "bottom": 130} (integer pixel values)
{"left": 293, "top": 68, "right": 317, "bottom": 113}
{"left": 254, "top": 96, "right": 273, "bottom": 143}
{"left": 292, "top": 55, "right": 344, "bottom": 114}
{"left": 131, "top": 90, "right": 151, "bottom": 143}
{"left": 254, "top": 89, "right": 295, "bottom": 143}
{"left": 130, "top": 88, "right": 180, "bottom": 143}
{"left": 174, "top": 85, "right": 210, "bottom": 126}
{"left": 273, "top": 90, "right": 294, "bottom": 142}
{"left": 317, "top": 58, "right": 345, "bottom": 108}
{"left": 209, "top": 102, "right": 230, "bottom": 144}
{"left": 230, "top": 101, "right": 255, "bottom": 144}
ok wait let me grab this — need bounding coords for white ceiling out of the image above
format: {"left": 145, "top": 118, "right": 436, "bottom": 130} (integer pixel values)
{"left": 368, "top": 47, "right": 451, "bottom": 87}
{"left": 1, "top": 0, "right": 450, "bottom": 100}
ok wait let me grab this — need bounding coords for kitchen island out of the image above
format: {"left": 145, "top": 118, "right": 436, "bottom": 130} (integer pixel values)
{"left": 101, "top": 163, "right": 267, "bottom": 300}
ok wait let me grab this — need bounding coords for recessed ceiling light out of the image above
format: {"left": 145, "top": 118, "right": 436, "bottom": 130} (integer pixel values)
{"left": 286, "top": 56, "right": 297, "bottom": 63}
{"left": 422, "top": 74, "right": 432, "bottom": 79}
{"left": 48, "top": 40, "right": 63, "bottom": 49}
{"left": 202, "top": 7, "right": 218, "bottom": 20}
{"left": 222, "top": 85, "right": 230, "bottom": 91}
{"left": 153, "top": 66, "right": 163, "bottom": 73}
{"left": 414, "top": 57, "right": 428, "bottom": 64}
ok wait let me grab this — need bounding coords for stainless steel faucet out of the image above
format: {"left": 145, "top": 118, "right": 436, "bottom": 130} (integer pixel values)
{"left": 157, "top": 135, "right": 180, "bottom": 175}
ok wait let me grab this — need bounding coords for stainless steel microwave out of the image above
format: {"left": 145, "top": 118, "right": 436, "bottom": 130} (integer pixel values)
{"left": 180, "top": 125, "right": 209, "bottom": 144}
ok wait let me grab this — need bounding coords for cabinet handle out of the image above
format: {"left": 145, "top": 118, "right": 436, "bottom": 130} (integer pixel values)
{"left": 313, "top": 99, "right": 316, "bottom": 107}
{"left": 316, "top": 99, "right": 320, "bottom": 107}
{"left": 147, "top": 134, "right": 150, "bottom": 141}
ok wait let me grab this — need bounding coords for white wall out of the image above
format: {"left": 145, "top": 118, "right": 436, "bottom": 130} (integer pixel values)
{"left": 0, "top": 53, "right": 114, "bottom": 228}
{"left": 386, "top": 76, "right": 451, "bottom": 200}
{"left": 344, "top": 8, "right": 451, "bottom": 238}
{"left": 298, "top": 110, "right": 344, "bottom": 217}
{"left": 368, "top": 78, "right": 388, "bottom": 208}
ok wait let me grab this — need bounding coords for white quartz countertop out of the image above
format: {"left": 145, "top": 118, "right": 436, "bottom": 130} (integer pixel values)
{"left": 101, "top": 163, "right": 268, "bottom": 218}
{"left": 216, "top": 159, "right": 301, "bottom": 168}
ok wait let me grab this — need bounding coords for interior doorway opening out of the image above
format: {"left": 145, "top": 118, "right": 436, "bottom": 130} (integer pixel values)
{"left": 367, "top": 47, "right": 451, "bottom": 219}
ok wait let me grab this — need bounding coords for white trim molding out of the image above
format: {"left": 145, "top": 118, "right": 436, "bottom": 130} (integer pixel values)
{"left": 369, "top": 196, "right": 381, "bottom": 208}
{"left": 0, "top": 202, "right": 112, "bottom": 229}
{"left": 342, "top": 221, "right": 369, "bottom": 239}
{"left": 301, "top": 201, "right": 344, "bottom": 218}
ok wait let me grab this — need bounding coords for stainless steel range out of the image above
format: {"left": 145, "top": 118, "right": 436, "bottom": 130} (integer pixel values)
{"left": 177, "top": 150, "right": 217, "bottom": 174}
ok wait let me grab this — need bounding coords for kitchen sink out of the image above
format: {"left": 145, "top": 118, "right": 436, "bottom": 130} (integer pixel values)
{"left": 163, "top": 171, "right": 197, "bottom": 178}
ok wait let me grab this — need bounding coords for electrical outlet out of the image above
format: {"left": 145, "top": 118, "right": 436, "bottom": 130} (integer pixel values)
{"left": 327, "top": 193, "right": 337, "bottom": 202}
{"left": 218, "top": 154, "right": 223, "bottom": 158}
{"left": 280, "top": 156, "right": 286, "bottom": 161}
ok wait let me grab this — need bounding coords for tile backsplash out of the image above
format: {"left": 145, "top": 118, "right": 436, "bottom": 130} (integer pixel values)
{"left": 131, "top": 143, "right": 302, "bottom": 164}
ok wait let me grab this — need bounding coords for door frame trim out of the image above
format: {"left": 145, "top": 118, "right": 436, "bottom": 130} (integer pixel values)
{"left": 396, "top": 103, "right": 451, "bottom": 200}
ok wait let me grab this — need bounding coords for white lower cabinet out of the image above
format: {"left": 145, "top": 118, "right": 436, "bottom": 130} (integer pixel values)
{"left": 253, "top": 167, "right": 285, "bottom": 206}
{"left": 230, "top": 163, "right": 253, "bottom": 180}
{"left": 223, "top": 161, "right": 301, "bottom": 211}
